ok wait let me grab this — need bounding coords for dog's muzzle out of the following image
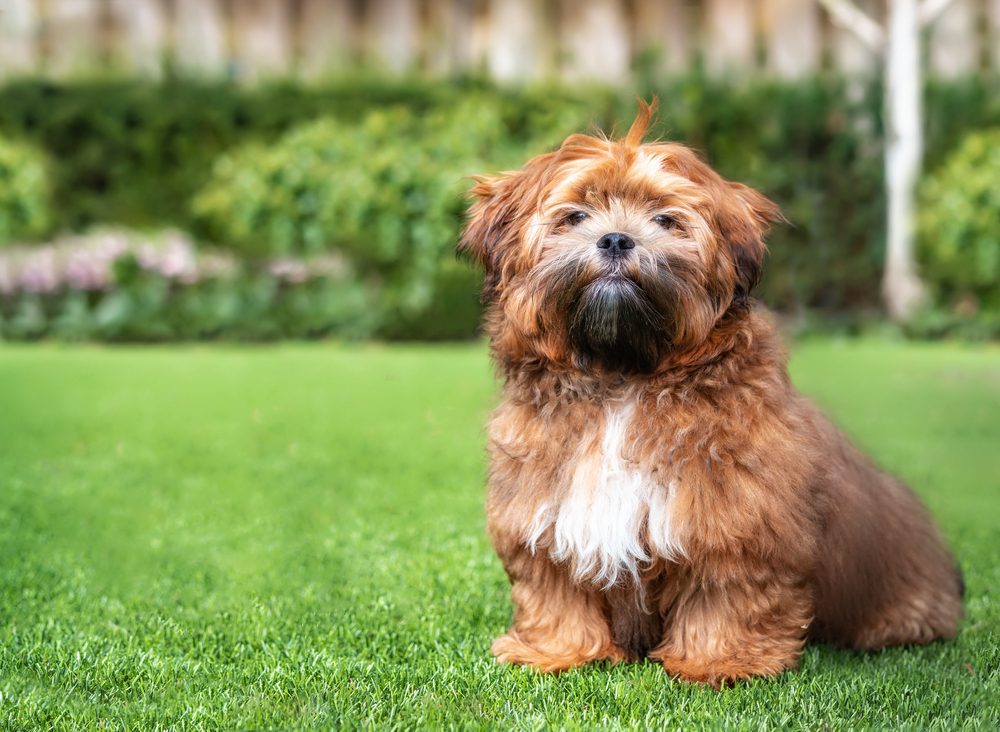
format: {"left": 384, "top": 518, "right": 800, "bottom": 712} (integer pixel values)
{"left": 568, "top": 274, "right": 663, "bottom": 373}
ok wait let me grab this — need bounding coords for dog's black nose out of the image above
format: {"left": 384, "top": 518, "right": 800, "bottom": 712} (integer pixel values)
{"left": 596, "top": 232, "right": 635, "bottom": 254}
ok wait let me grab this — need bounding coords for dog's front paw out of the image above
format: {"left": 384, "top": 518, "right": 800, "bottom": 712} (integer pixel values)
{"left": 650, "top": 651, "right": 794, "bottom": 689}
{"left": 491, "top": 632, "right": 625, "bottom": 673}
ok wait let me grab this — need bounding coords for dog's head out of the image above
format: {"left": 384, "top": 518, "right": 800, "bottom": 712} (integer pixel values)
{"left": 460, "top": 101, "right": 781, "bottom": 374}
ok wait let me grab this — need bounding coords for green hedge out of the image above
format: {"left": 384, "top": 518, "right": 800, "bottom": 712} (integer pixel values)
{"left": 919, "top": 127, "right": 1000, "bottom": 307}
{"left": 0, "top": 264, "right": 375, "bottom": 343}
{"left": 0, "top": 78, "right": 604, "bottom": 234}
{"left": 1, "top": 75, "right": 999, "bottom": 340}
{"left": 914, "top": 128, "right": 1000, "bottom": 338}
{"left": 0, "top": 134, "right": 49, "bottom": 245}
{"left": 192, "top": 96, "right": 590, "bottom": 333}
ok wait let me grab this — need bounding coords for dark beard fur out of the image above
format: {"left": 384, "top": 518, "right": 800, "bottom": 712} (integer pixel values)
{"left": 568, "top": 275, "right": 666, "bottom": 373}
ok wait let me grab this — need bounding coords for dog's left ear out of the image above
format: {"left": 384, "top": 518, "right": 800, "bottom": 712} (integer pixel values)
{"left": 718, "top": 182, "right": 783, "bottom": 302}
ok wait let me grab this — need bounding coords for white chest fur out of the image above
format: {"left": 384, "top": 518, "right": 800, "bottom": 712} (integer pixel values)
{"left": 526, "top": 401, "right": 684, "bottom": 588}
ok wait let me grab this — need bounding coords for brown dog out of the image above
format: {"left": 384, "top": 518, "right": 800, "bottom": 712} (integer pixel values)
{"left": 459, "top": 101, "right": 963, "bottom": 687}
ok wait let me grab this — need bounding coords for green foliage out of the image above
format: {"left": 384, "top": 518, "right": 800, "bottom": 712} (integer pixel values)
{"left": 91, "top": 266, "right": 373, "bottom": 342}
{"left": 0, "top": 342, "right": 997, "bottom": 727}
{"left": 0, "top": 268, "right": 374, "bottom": 342}
{"left": 0, "top": 79, "right": 601, "bottom": 234}
{"left": 193, "top": 96, "right": 589, "bottom": 330}
{"left": 379, "top": 258, "right": 484, "bottom": 341}
{"left": 2, "top": 76, "right": 1000, "bottom": 339}
{"left": 0, "top": 135, "right": 49, "bottom": 245}
{"left": 0, "top": 78, "right": 475, "bottom": 231}
{"left": 918, "top": 128, "right": 1000, "bottom": 324}
{"left": 192, "top": 110, "right": 465, "bottom": 293}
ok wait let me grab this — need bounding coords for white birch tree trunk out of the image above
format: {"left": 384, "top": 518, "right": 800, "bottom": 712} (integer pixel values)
{"left": 882, "top": 0, "right": 926, "bottom": 320}
{"left": 818, "top": 0, "right": 960, "bottom": 322}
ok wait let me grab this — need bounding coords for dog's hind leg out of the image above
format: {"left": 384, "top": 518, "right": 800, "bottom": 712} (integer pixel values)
{"left": 809, "top": 466, "right": 964, "bottom": 650}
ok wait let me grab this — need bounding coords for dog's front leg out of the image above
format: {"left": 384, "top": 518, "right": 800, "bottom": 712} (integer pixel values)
{"left": 491, "top": 546, "right": 625, "bottom": 672}
{"left": 650, "top": 560, "right": 812, "bottom": 688}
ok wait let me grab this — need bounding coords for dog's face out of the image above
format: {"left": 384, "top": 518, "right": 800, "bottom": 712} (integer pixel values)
{"left": 460, "top": 104, "right": 781, "bottom": 374}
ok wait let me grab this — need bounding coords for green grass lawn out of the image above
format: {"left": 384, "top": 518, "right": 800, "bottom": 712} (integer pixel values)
{"left": 1, "top": 339, "right": 997, "bottom": 730}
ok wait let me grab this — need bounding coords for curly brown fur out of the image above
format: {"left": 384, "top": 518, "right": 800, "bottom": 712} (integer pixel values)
{"left": 460, "top": 100, "right": 963, "bottom": 687}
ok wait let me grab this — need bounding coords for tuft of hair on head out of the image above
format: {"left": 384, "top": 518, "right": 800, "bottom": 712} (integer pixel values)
{"left": 623, "top": 97, "right": 659, "bottom": 148}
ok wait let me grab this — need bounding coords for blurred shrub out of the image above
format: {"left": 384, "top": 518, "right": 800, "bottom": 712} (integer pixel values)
{"left": 2, "top": 76, "right": 1000, "bottom": 340}
{"left": 192, "top": 110, "right": 469, "bottom": 294}
{"left": 0, "top": 79, "right": 600, "bottom": 233}
{"left": 917, "top": 128, "right": 1000, "bottom": 333}
{"left": 193, "top": 98, "right": 586, "bottom": 335}
{"left": 1, "top": 272, "right": 374, "bottom": 342}
{"left": 376, "top": 257, "right": 484, "bottom": 341}
{"left": 0, "top": 229, "right": 373, "bottom": 341}
{"left": 0, "top": 135, "right": 49, "bottom": 245}
{"left": 85, "top": 266, "right": 373, "bottom": 342}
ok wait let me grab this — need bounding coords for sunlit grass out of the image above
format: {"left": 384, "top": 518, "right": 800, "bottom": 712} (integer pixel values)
{"left": 1, "top": 339, "right": 997, "bottom": 729}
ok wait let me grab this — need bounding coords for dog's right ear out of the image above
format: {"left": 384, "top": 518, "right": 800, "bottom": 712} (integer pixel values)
{"left": 458, "top": 175, "right": 507, "bottom": 302}
{"left": 459, "top": 152, "right": 557, "bottom": 302}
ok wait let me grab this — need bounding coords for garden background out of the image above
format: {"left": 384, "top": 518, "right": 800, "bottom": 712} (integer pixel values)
{"left": 0, "top": 0, "right": 997, "bottom": 729}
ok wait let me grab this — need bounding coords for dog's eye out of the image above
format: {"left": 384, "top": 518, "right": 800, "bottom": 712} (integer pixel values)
{"left": 564, "top": 211, "right": 588, "bottom": 226}
{"left": 654, "top": 214, "right": 678, "bottom": 229}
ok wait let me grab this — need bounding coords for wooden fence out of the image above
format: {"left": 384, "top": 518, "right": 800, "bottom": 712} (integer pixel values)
{"left": 0, "top": 0, "right": 998, "bottom": 84}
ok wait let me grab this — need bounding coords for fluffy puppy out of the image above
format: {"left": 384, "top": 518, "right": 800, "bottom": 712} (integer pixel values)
{"left": 459, "top": 101, "right": 963, "bottom": 687}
